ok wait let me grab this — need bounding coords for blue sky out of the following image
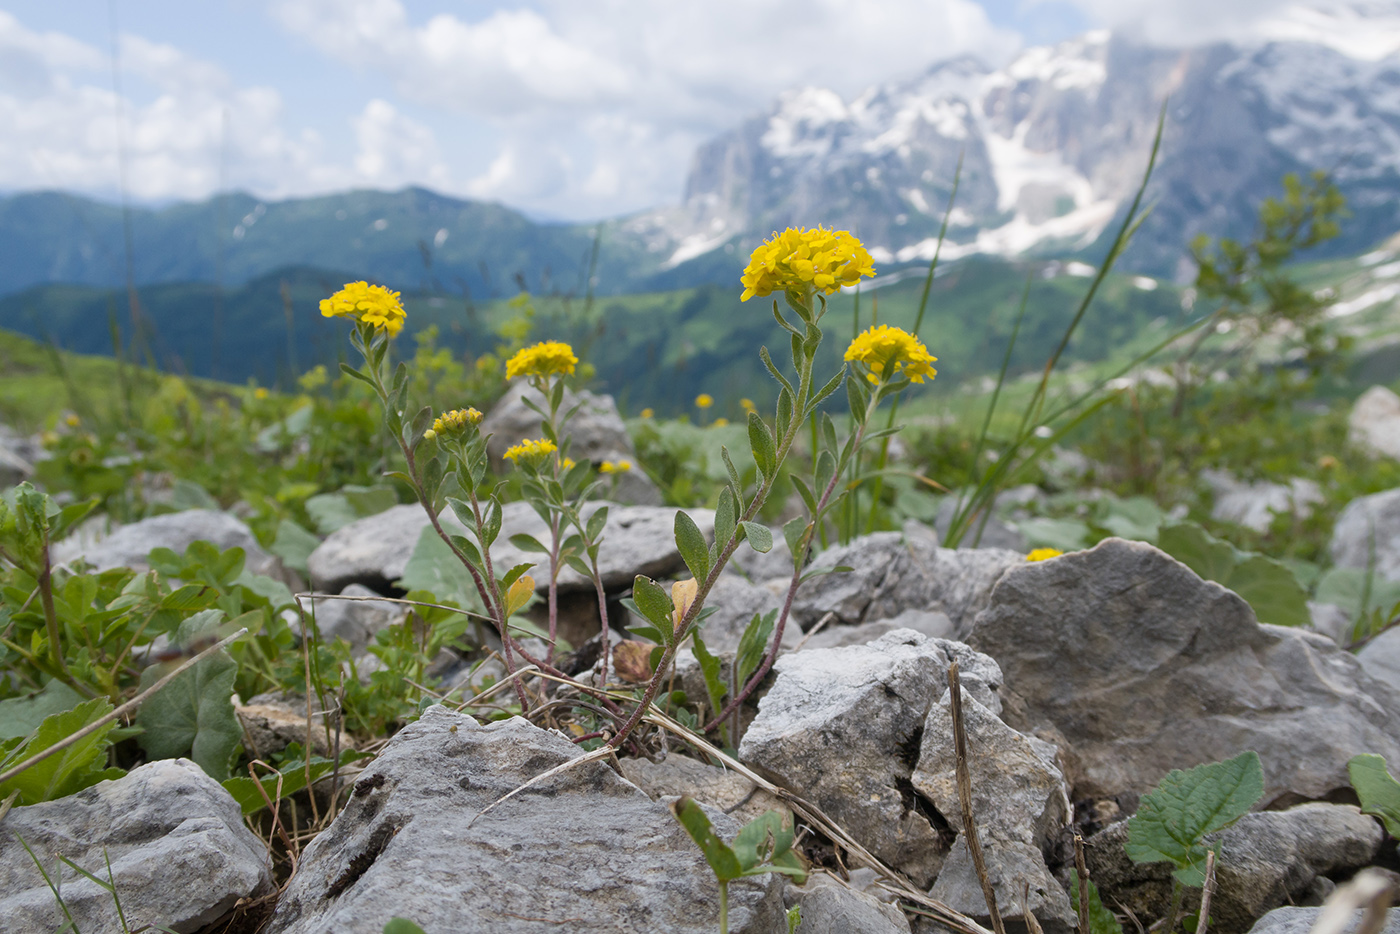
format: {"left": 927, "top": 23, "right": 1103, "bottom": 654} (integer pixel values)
{"left": 0, "top": 0, "right": 1312, "bottom": 221}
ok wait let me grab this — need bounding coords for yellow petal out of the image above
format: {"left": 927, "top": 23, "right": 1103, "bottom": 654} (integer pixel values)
{"left": 671, "top": 578, "right": 699, "bottom": 632}
{"left": 505, "top": 575, "right": 536, "bottom": 616}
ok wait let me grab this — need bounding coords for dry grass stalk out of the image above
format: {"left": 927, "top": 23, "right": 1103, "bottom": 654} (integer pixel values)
{"left": 949, "top": 659, "right": 1006, "bottom": 934}
{"left": 1195, "top": 850, "right": 1216, "bottom": 934}
{"left": 1074, "top": 832, "right": 1090, "bottom": 934}
{"left": 1307, "top": 868, "right": 1396, "bottom": 934}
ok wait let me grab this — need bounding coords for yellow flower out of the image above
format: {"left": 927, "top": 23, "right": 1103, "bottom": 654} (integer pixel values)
{"left": 430, "top": 407, "right": 482, "bottom": 437}
{"left": 64, "top": 413, "right": 80, "bottom": 427}
{"left": 319, "top": 281, "right": 406, "bottom": 337}
{"left": 1026, "top": 548, "right": 1063, "bottom": 562}
{"left": 740, "top": 227, "right": 875, "bottom": 302}
{"left": 561, "top": 457, "right": 576, "bottom": 471}
{"left": 640, "top": 408, "right": 654, "bottom": 419}
{"left": 695, "top": 394, "right": 714, "bottom": 409}
{"left": 254, "top": 387, "right": 269, "bottom": 400}
{"left": 712, "top": 418, "right": 729, "bottom": 427}
{"left": 600, "top": 460, "right": 632, "bottom": 474}
{"left": 1317, "top": 455, "right": 1339, "bottom": 471}
{"left": 740, "top": 398, "right": 756, "bottom": 413}
{"left": 844, "top": 325, "right": 937, "bottom": 385}
{"left": 505, "top": 340, "right": 578, "bottom": 380}
{"left": 503, "top": 438, "right": 558, "bottom": 464}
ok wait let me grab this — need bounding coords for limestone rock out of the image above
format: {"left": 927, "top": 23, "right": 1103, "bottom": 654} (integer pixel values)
{"left": 1358, "top": 626, "right": 1400, "bottom": 690}
{"left": 791, "top": 532, "right": 1021, "bottom": 637}
{"left": 51, "top": 508, "right": 284, "bottom": 579}
{"left": 929, "top": 836, "right": 1076, "bottom": 934}
{"left": 698, "top": 573, "right": 800, "bottom": 654}
{"left": 264, "top": 707, "right": 784, "bottom": 934}
{"left": 738, "top": 630, "right": 1002, "bottom": 887}
{"left": 786, "top": 872, "right": 912, "bottom": 934}
{"left": 730, "top": 529, "right": 795, "bottom": 583}
{"left": 797, "top": 609, "right": 955, "bottom": 651}
{"left": 1308, "top": 600, "right": 1353, "bottom": 645}
{"left": 308, "top": 501, "right": 713, "bottom": 596}
{"left": 1086, "top": 804, "right": 1384, "bottom": 934}
{"left": 0, "top": 759, "right": 273, "bottom": 934}
{"left": 1247, "top": 906, "right": 1400, "bottom": 934}
{"left": 620, "top": 753, "right": 788, "bottom": 826}
{"left": 969, "top": 538, "right": 1400, "bottom": 802}
{"left": 1349, "top": 385, "right": 1400, "bottom": 460}
{"left": 1330, "top": 487, "right": 1400, "bottom": 582}
{"left": 0, "top": 424, "right": 35, "bottom": 488}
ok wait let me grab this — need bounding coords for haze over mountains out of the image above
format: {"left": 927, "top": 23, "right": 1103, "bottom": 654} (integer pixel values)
{"left": 3, "top": 9, "right": 1400, "bottom": 308}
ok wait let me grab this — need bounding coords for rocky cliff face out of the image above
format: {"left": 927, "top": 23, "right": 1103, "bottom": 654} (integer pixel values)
{"left": 636, "top": 24, "right": 1400, "bottom": 278}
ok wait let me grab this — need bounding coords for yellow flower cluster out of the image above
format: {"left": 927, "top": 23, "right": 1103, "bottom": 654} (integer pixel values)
{"left": 740, "top": 227, "right": 875, "bottom": 302}
{"left": 1026, "top": 548, "right": 1063, "bottom": 562}
{"left": 844, "top": 325, "right": 937, "bottom": 384}
{"left": 503, "top": 438, "right": 558, "bottom": 464}
{"left": 319, "top": 281, "right": 406, "bottom": 337}
{"left": 600, "top": 459, "right": 632, "bottom": 474}
{"left": 505, "top": 341, "right": 578, "bottom": 380}
{"left": 695, "top": 394, "right": 713, "bottom": 409}
{"left": 424, "top": 407, "right": 482, "bottom": 440}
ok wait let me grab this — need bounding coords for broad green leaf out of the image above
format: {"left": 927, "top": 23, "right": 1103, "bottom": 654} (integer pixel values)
{"left": 1069, "top": 870, "right": 1124, "bottom": 934}
{"left": 1125, "top": 750, "right": 1263, "bottom": 886}
{"left": 222, "top": 748, "right": 365, "bottom": 816}
{"left": 236, "top": 570, "right": 295, "bottom": 611}
{"left": 631, "top": 576, "right": 675, "bottom": 643}
{"left": 170, "top": 479, "right": 219, "bottom": 511}
{"left": 1014, "top": 517, "right": 1091, "bottom": 551}
{"left": 1095, "top": 496, "right": 1166, "bottom": 543}
{"left": 0, "top": 697, "right": 121, "bottom": 805}
{"left": 508, "top": 533, "right": 549, "bottom": 554}
{"left": 1348, "top": 754, "right": 1400, "bottom": 837}
{"left": 0, "top": 680, "right": 86, "bottom": 741}
{"left": 1229, "top": 556, "right": 1309, "bottom": 628}
{"left": 783, "top": 517, "right": 808, "bottom": 562}
{"left": 304, "top": 493, "right": 359, "bottom": 536}
{"left": 1158, "top": 523, "right": 1238, "bottom": 588}
{"left": 1315, "top": 568, "right": 1400, "bottom": 619}
{"left": 341, "top": 485, "right": 398, "bottom": 519}
{"left": 136, "top": 649, "right": 241, "bottom": 780}
{"left": 269, "top": 519, "right": 321, "bottom": 574}
{"left": 396, "top": 526, "right": 483, "bottom": 612}
{"left": 383, "top": 921, "right": 427, "bottom": 934}
{"left": 675, "top": 511, "right": 711, "bottom": 582}
{"left": 670, "top": 795, "right": 743, "bottom": 883}
{"left": 739, "top": 522, "right": 773, "bottom": 555}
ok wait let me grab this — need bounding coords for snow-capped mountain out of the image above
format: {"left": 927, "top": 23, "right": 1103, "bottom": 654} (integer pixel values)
{"left": 624, "top": 13, "right": 1400, "bottom": 279}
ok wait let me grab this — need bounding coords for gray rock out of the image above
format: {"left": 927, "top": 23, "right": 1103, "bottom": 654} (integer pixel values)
{"left": 786, "top": 872, "right": 912, "bottom": 934}
{"left": 912, "top": 690, "right": 1068, "bottom": 850}
{"left": 791, "top": 533, "right": 1021, "bottom": 637}
{"left": 1349, "top": 385, "right": 1400, "bottom": 460}
{"left": 738, "top": 630, "right": 1002, "bottom": 887}
{"left": 51, "top": 508, "right": 283, "bottom": 578}
{"left": 1086, "top": 804, "right": 1384, "bottom": 934}
{"left": 0, "top": 759, "right": 273, "bottom": 934}
{"left": 1358, "top": 626, "right": 1400, "bottom": 686}
{"left": 797, "top": 609, "right": 955, "bottom": 651}
{"left": 1203, "top": 469, "right": 1323, "bottom": 533}
{"left": 308, "top": 501, "right": 713, "bottom": 596}
{"left": 1309, "top": 601, "right": 1354, "bottom": 645}
{"left": 1330, "top": 488, "right": 1400, "bottom": 582}
{"left": 264, "top": 707, "right": 784, "bottom": 934}
{"left": 0, "top": 425, "right": 34, "bottom": 488}
{"left": 590, "top": 447, "right": 664, "bottom": 506}
{"left": 306, "top": 583, "right": 403, "bottom": 651}
{"left": 236, "top": 692, "right": 344, "bottom": 759}
{"left": 730, "top": 529, "right": 795, "bottom": 583}
{"left": 1248, "top": 906, "right": 1400, "bottom": 934}
{"left": 929, "top": 836, "right": 1076, "bottom": 934}
{"left": 620, "top": 753, "right": 788, "bottom": 826}
{"left": 699, "top": 574, "right": 801, "bottom": 654}
{"left": 969, "top": 538, "right": 1400, "bottom": 802}
{"left": 481, "top": 382, "right": 662, "bottom": 504}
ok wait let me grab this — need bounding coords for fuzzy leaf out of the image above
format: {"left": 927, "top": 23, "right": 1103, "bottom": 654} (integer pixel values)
{"left": 739, "top": 521, "right": 773, "bottom": 554}
{"left": 675, "top": 511, "right": 711, "bottom": 583}
{"left": 1348, "top": 753, "right": 1400, "bottom": 838}
{"left": 670, "top": 795, "right": 743, "bottom": 883}
{"left": 0, "top": 697, "right": 120, "bottom": 805}
{"left": 136, "top": 649, "right": 241, "bottom": 780}
{"left": 1125, "top": 751, "right": 1263, "bottom": 886}
{"left": 632, "top": 576, "right": 675, "bottom": 645}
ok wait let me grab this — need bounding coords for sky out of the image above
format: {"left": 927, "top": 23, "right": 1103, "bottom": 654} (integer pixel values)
{"left": 0, "top": 0, "right": 1378, "bottom": 222}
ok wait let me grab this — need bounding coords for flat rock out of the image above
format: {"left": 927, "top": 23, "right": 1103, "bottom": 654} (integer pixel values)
{"left": 738, "top": 630, "right": 1002, "bottom": 887}
{"left": 1247, "top": 906, "right": 1400, "bottom": 934}
{"left": 0, "top": 759, "right": 273, "bottom": 934}
{"left": 791, "top": 532, "right": 1022, "bottom": 637}
{"left": 785, "top": 872, "right": 912, "bottom": 934}
{"left": 1203, "top": 469, "right": 1323, "bottom": 533}
{"left": 729, "top": 529, "right": 795, "bottom": 583}
{"left": 264, "top": 707, "right": 784, "bottom": 934}
{"left": 51, "top": 508, "right": 283, "bottom": 578}
{"left": 619, "top": 753, "right": 788, "bottom": 826}
{"left": 1349, "top": 385, "right": 1400, "bottom": 459}
{"left": 969, "top": 537, "right": 1400, "bottom": 802}
{"left": 1330, "top": 487, "right": 1400, "bottom": 582}
{"left": 797, "top": 609, "right": 955, "bottom": 651}
{"left": 308, "top": 501, "right": 713, "bottom": 595}
{"left": 481, "top": 382, "right": 661, "bottom": 504}
{"left": 1086, "top": 804, "right": 1384, "bottom": 934}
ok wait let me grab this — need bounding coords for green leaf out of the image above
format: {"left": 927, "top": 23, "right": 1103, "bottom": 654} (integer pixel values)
{"left": 1158, "top": 523, "right": 1239, "bottom": 588}
{"left": 1069, "top": 870, "right": 1124, "bottom": 934}
{"left": 0, "top": 697, "right": 120, "bottom": 806}
{"left": 747, "top": 412, "right": 777, "bottom": 478}
{"left": 1315, "top": 568, "right": 1400, "bottom": 619}
{"left": 739, "top": 522, "right": 773, "bottom": 555}
{"left": 670, "top": 795, "right": 743, "bottom": 883}
{"left": 0, "top": 681, "right": 86, "bottom": 741}
{"left": 691, "top": 631, "right": 728, "bottom": 725}
{"left": 1348, "top": 754, "right": 1400, "bottom": 838}
{"left": 713, "top": 489, "right": 737, "bottom": 556}
{"left": 1158, "top": 522, "right": 1310, "bottom": 627}
{"left": 383, "top": 921, "right": 428, "bottom": 934}
{"left": 236, "top": 570, "right": 294, "bottom": 611}
{"left": 1015, "top": 517, "right": 1091, "bottom": 551}
{"left": 675, "top": 511, "right": 711, "bottom": 583}
{"left": 1125, "top": 751, "right": 1264, "bottom": 886}
{"left": 508, "top": 533, "right": 549, "bottom": 554}
{"left": 1094, "top": 496, "right": 1166, "bottom": 544}
{"left": 733, "top": 809, "right": 807, "bottom": 883}
{"left": 269, "top": 519, "right": 321, "bottom": 574}
{"left": 482, "top": 497, "right": 503, "bottom": 549}
{"left": 782, "top": 517, "right": 808, "bottom": 563}
{"left": 397, "top": 526, "right": 484, "bottom": 612}
{"left": 498, "top": 563, "right": 536, "bottom": 592}
{"left": 631, "top": 576, "right": 675, "bottom": 644}
{"left": 222, "top": 748, "right": 366, "bottom": 816}
{"left": 734, "top": 610, "right": 776, "bottom": 689}
{"left": 135, "top": 649, "right": 242, "bottom": 780}
{"left": 304, "top": 493, "right": 359, "bottom": 536}
{"left": 585, "top": 506, "right": 609, "bottom": 544}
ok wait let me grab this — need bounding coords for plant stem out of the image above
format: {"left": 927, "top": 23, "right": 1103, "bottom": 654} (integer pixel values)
{"left": 950, "top": 660, "right": 1005, "bottom": 934}
{"left": 718, "top": 880, "right": 729, "bottom": 934}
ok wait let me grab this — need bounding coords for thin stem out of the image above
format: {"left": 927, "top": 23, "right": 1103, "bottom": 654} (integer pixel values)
{"left": 36, "top": 532, "right": 70, "bottom": 680}
{"left": 950, "top": 660, "right": 1005, "bottom": 934}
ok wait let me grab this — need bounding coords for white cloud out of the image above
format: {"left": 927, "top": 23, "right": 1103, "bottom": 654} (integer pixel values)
{"left": 270, "top": 0, "right": 1021, "bottom": 217}
{"left": 353, "top": 98, "right": 452, "bottom": 189}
